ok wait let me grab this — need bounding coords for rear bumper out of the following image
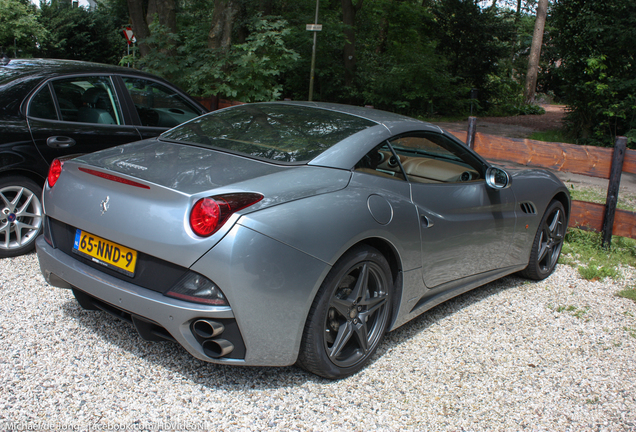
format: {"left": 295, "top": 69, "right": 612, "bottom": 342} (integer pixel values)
{"left": 36, "top": 221, "right": 331, "bottom": 367}
{"left": 36, "top": 236, "right": 247, "bottom": 365}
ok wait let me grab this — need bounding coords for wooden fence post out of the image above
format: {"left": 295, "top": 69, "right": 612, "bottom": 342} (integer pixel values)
{"left": 601, "top": 136, "right": 627, "bottom": 248}
{"left": 466, "top": 116, "right": 477, "bottom": 149}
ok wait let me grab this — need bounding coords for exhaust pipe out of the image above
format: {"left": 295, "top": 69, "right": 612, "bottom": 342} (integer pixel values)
{"left": 202, "top": 339, "right": 234, "bottom": 358}
{"left": 192, "top": 319, "right": 225, "bottom": 339}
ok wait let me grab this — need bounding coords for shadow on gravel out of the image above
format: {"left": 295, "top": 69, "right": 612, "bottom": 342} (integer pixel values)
{"left": 60, "top": 273, "right": 528, "bottom": 388}
{"left": 376, "top": 274, "right": 526, "bottom": 358}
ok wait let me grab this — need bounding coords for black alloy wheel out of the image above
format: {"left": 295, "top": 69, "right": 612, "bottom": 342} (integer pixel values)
{"left": 0, "top": 176, "right": 44, "bottom": 258}
{"left": 298, "top": 245, "right": 393, "bottom": 379}
{"left": 521, "top": 199, "right": 566, "bottom": 280}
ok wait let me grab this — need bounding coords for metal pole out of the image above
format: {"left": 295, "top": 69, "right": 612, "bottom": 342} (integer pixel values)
{"left": 308, "top": 0, "right": 319, "bottom": 101}
{"left": 466, "top": 116, "right": 477, "bottom": 149}
{"left": 601, "top": 136, "right": 627, "bottom": 248}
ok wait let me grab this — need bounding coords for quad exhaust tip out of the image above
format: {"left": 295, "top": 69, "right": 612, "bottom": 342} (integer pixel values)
{"left": 202, "top": 339, "right": 234, "bottom": 358}
{"left": 192, "top": 319, "right": 234, "bottom": 358}
{"left": 193, "top": 319, "right": 224, "bottom": 339}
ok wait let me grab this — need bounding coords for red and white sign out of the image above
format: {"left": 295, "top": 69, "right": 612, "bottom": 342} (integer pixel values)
{"left": 123, "top": 27, "right": 136, "bottom": 45}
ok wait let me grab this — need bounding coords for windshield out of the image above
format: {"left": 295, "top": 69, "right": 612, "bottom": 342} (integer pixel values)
{"left": 161, "top": 103, "right": 377, "bottom": 163}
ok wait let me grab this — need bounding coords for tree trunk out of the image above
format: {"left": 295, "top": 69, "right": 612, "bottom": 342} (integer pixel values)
{"left": 127, "top": 0, "right": 152, "bottom": 57}
{"left": 341, "top": 0, "right": 363, "bottom": 87}
{"left": 208, "top": 0, "right": 238, "bottom": 50}
{"left": 146, "top": 0, "right": 177, "bottom": 34}
{"left": 524, "top": 0, "right": 548, "bottom": 104}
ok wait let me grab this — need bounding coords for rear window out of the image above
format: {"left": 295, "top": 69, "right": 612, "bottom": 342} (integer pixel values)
{"left": 161, "top": 103, "right": 376, "bottom": 163}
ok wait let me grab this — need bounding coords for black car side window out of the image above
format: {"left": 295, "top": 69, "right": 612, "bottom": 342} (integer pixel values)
{"left": 49, "top": 76, "right": 123, "bottom": 125}
{"left": 28, "top": 85, "right": 58, "bottom": 120}
{"left": 121, "top": 77, "right": 200, "bottom": 128}
{"left": 388, "top": 133, "right": 485, "bottom": 184}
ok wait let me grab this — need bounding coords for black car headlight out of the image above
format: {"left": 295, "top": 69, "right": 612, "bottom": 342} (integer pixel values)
{"left": 166, "top": 272, "right": 228, "bottom": 306}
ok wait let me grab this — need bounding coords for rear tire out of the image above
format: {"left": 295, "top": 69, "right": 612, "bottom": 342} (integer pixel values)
{"left": 297, "top": 245, "right": 393, "bottom": 379}
{"left": 0, "top": 176, "right": 44, "bottom": 258}
{"left": 521, "top": 200, "right": 566, "bottom": 280}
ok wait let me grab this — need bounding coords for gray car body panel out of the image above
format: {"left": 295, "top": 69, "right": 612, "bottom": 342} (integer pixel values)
{"left": 36, "top": 102, "right": 570, "bottom": 367}
{"left": 43, "top": 152, "right": 352, "bottom": 268}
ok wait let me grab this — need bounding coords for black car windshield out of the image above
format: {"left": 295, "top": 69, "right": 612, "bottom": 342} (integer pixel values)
{"left": 161, "top": 103, "right": 377, "bottom": 163}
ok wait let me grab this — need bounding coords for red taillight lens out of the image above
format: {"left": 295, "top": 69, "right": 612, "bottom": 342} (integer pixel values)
{"left": 190, "top": 198, "right": 221, "bottom": 237}
{"left": 47, "top": 159, "right": 63, "bottom": 188}
{"left": 189, "top": 193, "right": 263, "bottom": 237}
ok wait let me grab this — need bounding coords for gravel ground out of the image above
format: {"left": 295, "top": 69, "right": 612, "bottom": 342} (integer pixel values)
{"left": 1, "top": 252, "right": 636, "bottom": 431}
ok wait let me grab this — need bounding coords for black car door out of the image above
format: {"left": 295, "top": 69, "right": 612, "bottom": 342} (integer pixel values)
{"left": 27, "top": 75, "right": 142, "bottom": 165}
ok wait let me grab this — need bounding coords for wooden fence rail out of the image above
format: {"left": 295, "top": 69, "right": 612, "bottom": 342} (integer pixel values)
{"left": 449, "top": 124, "right": 636, "bottom": 245}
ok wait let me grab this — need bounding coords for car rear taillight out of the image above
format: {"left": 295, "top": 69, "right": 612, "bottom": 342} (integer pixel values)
{"left": 189, "top": 193, "right": 263, "bottom": 237}
{"left": 47, "top": 159, "right": 63, "bottom": 188}
{"left": 166, "top": 272, "right": 227, "bottom": 305}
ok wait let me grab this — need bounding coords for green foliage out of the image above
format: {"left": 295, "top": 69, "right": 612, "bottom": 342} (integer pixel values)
{"left": 0, "top": 0, "right": 47, "bottom": 57}
{"left": 616, "top": 287, "right": 636, "bottom": 303}
{"left": 30, "top": 0, "right": 545, "bottom": 115}
{"left": 37, "top": 0, "right": 126, "bottom": 64}
{"left": 277, "top": 1, "right": 351, "bottom": 102}
{"left": 431, "top": 0, "right": 517, "bottom": 112}
{"left": 528, "top": 129, "right": 574, "bottom": 144}
{"left": 550, "top": 0, "right": 636, "bottom": 148}
{"left": 567, "top": 185, "right": 636, "bottom": 212}
{"left": 125, "top": 16, "right": 300, "bottom": 102}
{"left": 559, "top": 228, "right": 636, "bottom": 280}
{"left": 353, "top": 0, "right": 459, "bottom": 114}
{"left": 214, "top": 18, "right": 301, "bottom": 101}
{"left": 550, "top": 303, "right": 590, "bottom": 320}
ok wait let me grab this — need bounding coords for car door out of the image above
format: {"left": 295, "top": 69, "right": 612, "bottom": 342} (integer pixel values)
{"left": 27, "top": 75, "right": 142, "bottom": 165}
{"left": 388, "top": 132, "right": 518, "bottom": 288}
{"left": 116, "top": 76, "right": 206, "bottom": 140}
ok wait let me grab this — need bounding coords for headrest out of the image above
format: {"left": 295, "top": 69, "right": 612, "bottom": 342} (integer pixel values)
{"left": 82, "top": 87, "right": 107, "bottom": 104}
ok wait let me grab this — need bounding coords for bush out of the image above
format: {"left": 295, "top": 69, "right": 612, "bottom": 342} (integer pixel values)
{"left": 551, "top": 0, "right": 636, "bottom": 148}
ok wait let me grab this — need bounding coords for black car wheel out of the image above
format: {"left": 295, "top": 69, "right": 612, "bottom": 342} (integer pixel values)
{"left": 521, "top": 200, "right": 566, "bottom": 280}
{"left": 0, "top": 177, "right": 44, "bottom": 258}
{"left": 298, "top": 245, "right": 392, "bottom": 379}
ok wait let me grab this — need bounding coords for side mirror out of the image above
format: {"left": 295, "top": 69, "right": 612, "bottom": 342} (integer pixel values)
{"left": 485, "top": 167, "right": 510, "bottom": 189}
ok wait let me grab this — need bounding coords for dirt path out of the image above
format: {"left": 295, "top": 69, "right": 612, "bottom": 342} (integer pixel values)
{"left": 431, "top": 104, "right": 566, "bottom": 139}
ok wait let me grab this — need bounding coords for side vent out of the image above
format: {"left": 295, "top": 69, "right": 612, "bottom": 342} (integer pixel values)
{"left": 520, "top": 202, "right": 537, "bottom": 215}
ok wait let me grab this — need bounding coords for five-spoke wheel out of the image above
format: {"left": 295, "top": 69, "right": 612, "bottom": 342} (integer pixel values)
{"left": 0, "top": 177, "right": 43, "bottom": 258}
{"left": 298, "top": 246, "right": 392, "bottom": 379}
{"left": 521, "top": 200, "right": 566, "bottom": 280}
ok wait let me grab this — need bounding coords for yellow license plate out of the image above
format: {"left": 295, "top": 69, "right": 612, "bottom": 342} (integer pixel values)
{"left": 73, "top": 229, "right": 138, "bottom": 277}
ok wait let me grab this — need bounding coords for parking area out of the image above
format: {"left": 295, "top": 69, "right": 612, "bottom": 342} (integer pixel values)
{"left": 1, "top": 252, "right": 635, "bottom": 431}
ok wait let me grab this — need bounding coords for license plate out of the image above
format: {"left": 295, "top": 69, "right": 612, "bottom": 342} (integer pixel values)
{"left": 73, "top": 229, "right": 138, "bottom": 277}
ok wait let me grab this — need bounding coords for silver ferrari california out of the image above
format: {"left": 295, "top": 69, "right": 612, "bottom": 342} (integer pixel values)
{"left": 36, "top": 102, "right": 570, "bottom": 379}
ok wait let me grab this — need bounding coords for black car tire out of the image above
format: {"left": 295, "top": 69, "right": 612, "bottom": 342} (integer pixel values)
{"left": 297, "top": 245, "right": 393, "bottom": 379}
{"left": 521, "top": 199, "right": 566, "bottom": 280}
{"left": 0, "top": 176, "right": 44, "bottom": 258}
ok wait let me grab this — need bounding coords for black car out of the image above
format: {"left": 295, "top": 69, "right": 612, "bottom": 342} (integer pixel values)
{"left": 0, "top": 58, "right": 207, "bottom": 257}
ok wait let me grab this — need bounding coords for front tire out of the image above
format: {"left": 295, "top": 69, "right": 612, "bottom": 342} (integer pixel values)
{"left": 521, "top": 199, "right": 566, "bottom": 280}
{"left": 0, "top": 176, "right": 44, "bottom": 258}
{"left": 297, "top": 245, "right": 393, "bottom": 379}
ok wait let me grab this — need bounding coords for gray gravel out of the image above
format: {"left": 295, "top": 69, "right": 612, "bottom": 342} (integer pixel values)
{"left": 1, "top": 252, "right": 635, "bottom": 431}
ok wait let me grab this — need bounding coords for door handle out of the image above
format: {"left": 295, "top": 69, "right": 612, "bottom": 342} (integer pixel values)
{"left": 47, "top": 136, "right": 76, "bottom": 148}
{"left": 421, "top": 215, "right": 434, "bottom": 228}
